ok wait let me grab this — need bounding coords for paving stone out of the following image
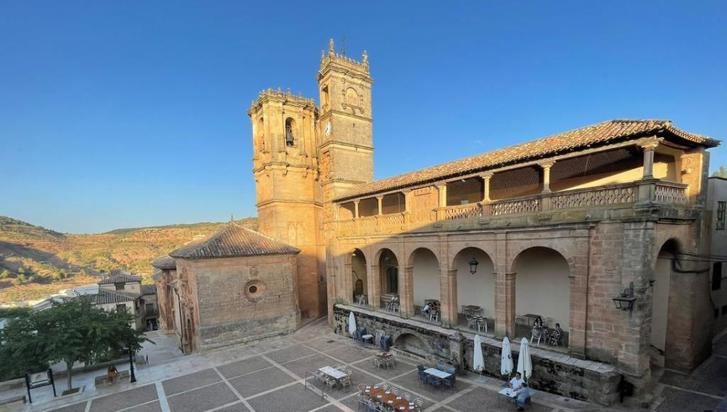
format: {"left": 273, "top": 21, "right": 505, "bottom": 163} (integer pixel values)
{"left": 89, "top": 384, "right": 157, "bottom": 412}
{"left": 266, "top": 344, "right": 315, "bottom": 364}
{"left": 313, "top": 404, "right": 344, "bottom": 412}
{"left": 162, "top": 368, "right": 221, "bottom": 396}
{"left": 48, "top": 402, "right": 87, "bottom": 412}
{"left": 655, "top": 387, "right": 721, "bottom": 412}
{"left": 217, "top": 356, "right": 273, "bottom": 380}
{"left": 229, "top": 367, "right": 296, "bottom": 398}
{"left": 390, "top": 371, "right": 470, "bottom": 402}
{"left": 166, "top": 382, "right": 238, "bottom": 412}
{"left": 212, "top": 401, "right": 249, "bottom": 412}
{"left": 446, "top": 386, "right": 550, "bottom": 412}
{"left": 280, "top": 353, "right": 341, "bottom": 379}
{"left": 352, "top": 356, "right": 417, "bottom": 380}
{"left": 326, "top": 345, "right": 375, "bottom": 363}
{"left": 125, "top": 400, "right": 163, "bottom": 412}
{"left": 246, "top": 383, "right": 327, "bottom": 412}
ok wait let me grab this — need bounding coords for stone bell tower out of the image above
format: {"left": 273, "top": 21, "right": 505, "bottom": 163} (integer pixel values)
{"left": 317, "top": 39, "right": 374, "bottom": 222}
{"left": 248, "top": 89, "right": 324, "bottom": 319}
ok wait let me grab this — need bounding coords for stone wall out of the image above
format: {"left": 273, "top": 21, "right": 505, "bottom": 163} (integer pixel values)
{"left": 178, "top": 254, "right": 300, "bottom": 350}
{"left": 334, "top": 305, "right": 621, "bottom": 405}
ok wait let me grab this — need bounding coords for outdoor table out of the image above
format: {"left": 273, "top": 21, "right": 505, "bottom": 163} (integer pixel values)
{"left": 318, "top": 366, "right": 347, "bottom": 388}
{"left": 423, "top": 368, "right": 451, "bottom": 379}
{"left": 498, "top": 387, "right": 517, "bottom": 407}
{"left": 361, "top": 334, "right": 374, "bottom": 344}
{"left": 463, "top": 305, "right": 483, "bottom": 316}
{"left": 369, "top": 387, "right": 414, "bottom": 411}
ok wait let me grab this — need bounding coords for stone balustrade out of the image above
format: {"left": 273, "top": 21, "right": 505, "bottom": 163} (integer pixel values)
{"left": 336, "top": 180, "right": 690, "bottom": 238}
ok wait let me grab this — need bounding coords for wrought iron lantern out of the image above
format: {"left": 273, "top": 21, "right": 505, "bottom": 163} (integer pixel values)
{"left": 612, "top": 282, "right": 636, "bottom": 313}
{"left": 469, "top": 257, "right": 479, "bottom": 274}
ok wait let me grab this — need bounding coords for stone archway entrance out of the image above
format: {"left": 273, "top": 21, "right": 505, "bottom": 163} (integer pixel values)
{"left": 650, "top": 239, "right": 679, "bottom": 367}
{"left": 351, "top": 249, "right": 367, "bottom": 304}
{"left": 394, "top": 333, "right": 429, "bottom": 358}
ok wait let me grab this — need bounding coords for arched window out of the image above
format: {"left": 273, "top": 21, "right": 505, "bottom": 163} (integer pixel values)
{"left": 285, "top": 118, "right": 296, "bottom": 147}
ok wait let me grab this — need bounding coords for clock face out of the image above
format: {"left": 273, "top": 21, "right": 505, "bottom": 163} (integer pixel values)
{"left": 324, "top": 121, "right": 332, "bottom": 136}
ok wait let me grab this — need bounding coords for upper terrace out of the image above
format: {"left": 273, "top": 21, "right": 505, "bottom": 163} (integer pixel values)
{"left": 333, "top": 120, "right": 718, "bottom": 238}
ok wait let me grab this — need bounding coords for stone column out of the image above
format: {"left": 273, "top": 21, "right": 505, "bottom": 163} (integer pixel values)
{"left": 539, "top": 160, "right": 555, "bottom": 193}
{"left": 440, "top": 268, "right": 458, "bottom": 327}
{"left": 436, "top": 183, "right": 447, "bottom": 220}
{"left": 368, "top": 262, "right": 380, "bottom": 309}
{"left": 401, "top": 265, "right": 415, "bottom": 318}
{"left": 481, "top": 172, "right": 493, "bottom": 203}
{"left": 640, "top": 140, "right": 659, "bottom": 179}
{"left": 568, "top": 255, "right": 588, "bottom": 359}
{"left": 376, "top": 196, "right": 383, "bottom": 216}
{"left": 343, "top": 260, "right": 353, "bottom": 303}
{"left": 403, "top": 189, "right": 413, "bottom": 226}
{"left": 353, "top": 200, "right": 360, "bottom": 219}
{"left": 495, "top": 272, "right": 516, "bottom": 337}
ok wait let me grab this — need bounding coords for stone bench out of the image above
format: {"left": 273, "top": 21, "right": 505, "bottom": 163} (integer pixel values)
{"left": 94, "top": 370, "right": 130, "bottom": 386}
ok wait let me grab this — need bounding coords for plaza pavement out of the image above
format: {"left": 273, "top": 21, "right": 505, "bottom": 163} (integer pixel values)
{"left": 5, "top": 318, "right": 726, "bottom": 412}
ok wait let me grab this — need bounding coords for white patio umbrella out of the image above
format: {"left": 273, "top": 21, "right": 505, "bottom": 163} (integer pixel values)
{"left": 473, "top": 334, "right": 485, "bottom": 372}
{"left": 500, "top": 337, "right": 513, "bottom": 376}
{"left": 348, "top": 311, "right": 357, "bottom": 337}
{"left": 516, "top": 337, "right": 533, "bottom": 381}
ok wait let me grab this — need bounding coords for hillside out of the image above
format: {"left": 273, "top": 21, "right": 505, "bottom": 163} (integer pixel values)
{"left": 0, "top": 216, "right": 257, "bottom": 304}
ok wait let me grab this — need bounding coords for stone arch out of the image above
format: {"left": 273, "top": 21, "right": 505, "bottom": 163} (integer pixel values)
{"left": 376, "top": 247, "right": 400, "bottom": 300}
{"left": 512, "top": 246, "right": 571, "bottom": 333}
{"left": 452, "top": 247, "right": 496, "bottom": 321}
{"left": 393, "top": 332, "right": 429, "bottom": 358}
{"left": 650, "top": 238, "right": 681, "bottom": 365}
{"left": 407, "top": 247, "right": 441, "bottom": 316}
{"left": 284, "top": 117, "right": 296, "bottom": 147}
{"left": 507, "top": 241, "right": 577, "bottom": 276}
{"left": 350, "top": 248, "right": 367, "bottom": 303}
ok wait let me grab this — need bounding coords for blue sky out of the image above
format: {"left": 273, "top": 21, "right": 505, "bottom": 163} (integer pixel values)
{"left": 1, "top": 1, "right": 725, "bottom": 233}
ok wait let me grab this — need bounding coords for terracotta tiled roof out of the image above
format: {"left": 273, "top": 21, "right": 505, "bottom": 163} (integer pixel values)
{"left": 151, "top": 255, "right": 176, "bottom": 270}
{"left": 169, "top": 224, "right": 300, "bottom": 260}
{"left": 335, "top": 120, "right": 719, "bottom": 201}
{"left": 98, "top": 273, "right": 142, "bottom": 285}
{"left": 94, "top": 289, "right": 138, "bottom": 305}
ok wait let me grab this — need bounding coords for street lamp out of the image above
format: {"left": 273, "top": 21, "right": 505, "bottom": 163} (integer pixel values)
{"left": 469, "top": 258, "right": 479, "bottom": 275}
{"left": 612, "top": 282, "right": 637, "bottom": 314}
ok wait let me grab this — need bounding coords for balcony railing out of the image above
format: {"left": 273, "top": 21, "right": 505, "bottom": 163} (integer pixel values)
{"left": 336, "top": 180, "right": 689, "bottom": 238}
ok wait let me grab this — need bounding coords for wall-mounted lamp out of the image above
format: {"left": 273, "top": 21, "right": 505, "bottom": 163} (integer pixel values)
{"left": 612, "top": 282, "right": 636, "bottom": 313}
{"left": 469, "top": 257, "right": 479, "bottom": 275}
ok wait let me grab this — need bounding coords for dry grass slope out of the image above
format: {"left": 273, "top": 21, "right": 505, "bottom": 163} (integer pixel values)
{"left": 0, "top": 216, "right": 258, "bottom": 303}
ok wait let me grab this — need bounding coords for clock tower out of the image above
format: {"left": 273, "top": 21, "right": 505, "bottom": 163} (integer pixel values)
{"left": 317, "top": 39, "right": 374, "bottom": 206}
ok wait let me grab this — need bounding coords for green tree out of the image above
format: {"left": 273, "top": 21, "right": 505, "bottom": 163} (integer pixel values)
{"left": 713, "top": 165, "right": 727, "bottom": 178}
{"left": 0, "top": 270, "right": 9, "bottom": 279}
{"left": 1, "top": 297, "right": 150, "bottom": 391}
{"left": 16, "top": 274, "right": 26, "bottom": 284}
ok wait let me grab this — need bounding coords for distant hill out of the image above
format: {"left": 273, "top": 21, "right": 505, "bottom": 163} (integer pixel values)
{"left": 0, "top": 216, "right": 257, "bottom": 304}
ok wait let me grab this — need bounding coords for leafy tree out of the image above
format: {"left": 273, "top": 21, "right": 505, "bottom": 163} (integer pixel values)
{"left": 0, "top": 270, "right": 9, "bottom": 279}
{"left": 0, "top": 297, "right": 150, "bottom": 391}
{"left": 16, "top": 274, "right": 27, "bottom": 284}
{"left": 17, "top": 267, "right": 25, "bottom": 275}
{"left": 713, "top": 165, "right": 727, "bottom": 178}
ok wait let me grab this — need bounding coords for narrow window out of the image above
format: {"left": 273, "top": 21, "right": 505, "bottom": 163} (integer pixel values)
{"left": 285, "top": 118, "right": 296, "bottom": 147}
{"left": 717, "top": 201, "right": 726, "bottom": 230}
{"left": 713, "top": 262, "right": 723, "bottom": 291}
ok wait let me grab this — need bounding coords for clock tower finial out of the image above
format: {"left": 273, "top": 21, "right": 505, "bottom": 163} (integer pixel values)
{"left": 328, "top": 38, "right": 335, "bottom": 56}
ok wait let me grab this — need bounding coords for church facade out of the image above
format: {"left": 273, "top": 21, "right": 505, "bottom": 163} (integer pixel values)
{"left": 245, "top": 40, "right": 721, "bottom": 405}
{"left": 153, "top": 40, "right": 720, "bottom": 405}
